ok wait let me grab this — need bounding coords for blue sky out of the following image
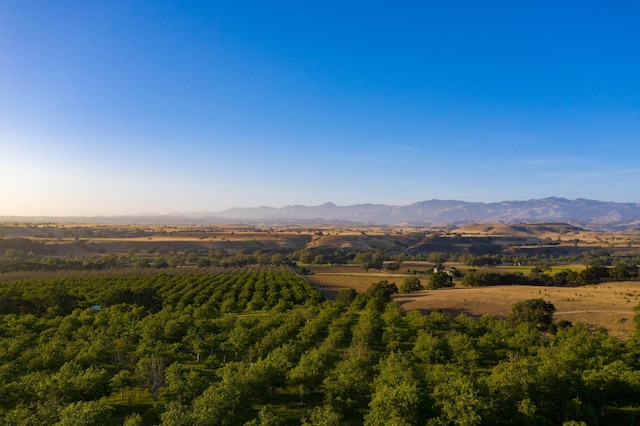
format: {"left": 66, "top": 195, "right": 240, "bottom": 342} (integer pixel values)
{"left": 1, "top": 1, "right": 639, "bottom": 216}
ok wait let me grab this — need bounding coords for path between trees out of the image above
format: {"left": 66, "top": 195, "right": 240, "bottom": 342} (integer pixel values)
{"left": 289, "top": 266, "right": 333, "bottom": 301}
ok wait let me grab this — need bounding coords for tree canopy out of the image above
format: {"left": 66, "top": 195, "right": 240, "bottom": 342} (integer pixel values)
{"left": 509, "top": 298, "right": 556, "bottom": 330}
{"left": 0, "top": 267, "right": 639, "bottom": 425}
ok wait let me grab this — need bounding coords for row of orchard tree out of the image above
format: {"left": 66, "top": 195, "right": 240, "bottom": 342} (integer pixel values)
{"left": 1, "top": 267, "right": 640, "bottom": 424}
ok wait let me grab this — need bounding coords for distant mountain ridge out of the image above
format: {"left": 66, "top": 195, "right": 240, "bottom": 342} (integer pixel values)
{"left": 3, "top": 198, "right": 640, "bottom": 231}
{"left": 213, "top": 198, "right": 640, "bottom": 231}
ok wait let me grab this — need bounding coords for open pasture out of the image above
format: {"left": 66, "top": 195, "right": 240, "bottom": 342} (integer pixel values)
{"left": 397, "top": 281, "right": 640, "bottom": 338}
{"left": 454, "top": 223, "right": 640, "bottom": 251}
{"left": 0, "top": 223, "right": 314, "bottom": 256}
{"left": 4, "top": 222, "right": 640, "bottom": 259}
{"left": 304, "top": 266, "right": 640, "bottom": 338}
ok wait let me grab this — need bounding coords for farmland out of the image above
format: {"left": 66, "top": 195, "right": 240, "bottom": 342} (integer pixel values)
{"left": 303, "top": 264, "right": 640, "bottom": 338}
{"left": 2, "top": 221, "right": 640, "bottom": 259}
{"left": 1, "top": 267, "right": 640, "bottom": 424}
{"left": 2, "top": 221, "right": 640, "bottom": 424}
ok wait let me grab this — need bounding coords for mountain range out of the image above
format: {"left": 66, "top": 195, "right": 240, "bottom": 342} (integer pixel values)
{"left": 211, "top": 198, "right": 640, "bottom": 231}
{"left": 4, "top": 198, "right": 640, "bottom": 231}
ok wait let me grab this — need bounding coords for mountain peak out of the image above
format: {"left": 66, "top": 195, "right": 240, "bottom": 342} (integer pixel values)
{"left": 211, "top": 198, "right": 640, "bottom": 231}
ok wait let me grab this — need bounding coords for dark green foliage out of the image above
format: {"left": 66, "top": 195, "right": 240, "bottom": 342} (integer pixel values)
{"left": 399, "top": 276, "right": 423, "bottom": 294}
{"left": 462, "top": 271, "right": 529, "bottom": 287}
{"left": 351, "top": 281, "right": 399, "bottom": 311}
{"left": 611, "top": 263, "right": 632, "bottom": 280}
{"left": 427, "top": 271, "right": 454, "bottom": 289}
{"left": 509, "top": 298, "right": 556, "bottom": 330}
{"left": 324, "top": 355, "right": 372, "bottom": 414}
{"left": 363, "top": 280, "right": 398, "bottom": 309}
{"left": 335, "top": 287, "right": 357, "bottom": 305}
{"left": 301, "top": 405, "right": 342, "bottom": 426}
{"left": 467, "top": 256, "right": 502, "bottom": 267}
{"left": 365, "top": 352, "right": 427, "bottom": 425}
{"left": 462, "top": 266, "right": 620, "bottom": 287}
{"left": 1, "top": 267, "right": 640, "bottom": 425}
{"left": 412, "top": 330, "right": 451, "bottom": 364}
{"left": 104, "top": 287, "right": 162, "bottom": 313}
{"left": 56, "top": 400, "right": 114, "bottom": 426}
{"left": 385, "top": 261, "right": 402, "bottom": 271}
{"left": 0, "top": 283, "right": 79, "bottom": 316}
{"left": 353, "top": 251, "right": 385, "bottom": 271}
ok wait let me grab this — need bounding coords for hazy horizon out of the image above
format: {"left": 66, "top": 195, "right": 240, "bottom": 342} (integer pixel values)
{"left": 1, "top": 196, "right": 639, "bottom": 220}
{"left": 2, "top": 2, "right": 639, "bottom": 216}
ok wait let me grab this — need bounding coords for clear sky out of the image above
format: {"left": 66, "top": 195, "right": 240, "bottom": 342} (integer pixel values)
{"left": 1, "top": 1, "right": 639, "bottom": 216}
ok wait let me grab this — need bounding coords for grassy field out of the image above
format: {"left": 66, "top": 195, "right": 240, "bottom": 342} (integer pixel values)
{"left": 304, "top": 265, "right": 640, "bottom": 338}
{"left": 398, "top": 282, "right": 640, "bottom": 338}
{"left": 4, "top": 221, "right": 640, "bottom": 337}
{"left": 5, "top": 221, "right": 640, "bottom": 257}
{"left": 399, "top": 261, "right": 587, "bottom": 274}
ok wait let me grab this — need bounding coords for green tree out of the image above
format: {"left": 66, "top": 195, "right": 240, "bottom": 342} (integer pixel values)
{"left": 365, "top": 352, "right": 426, "bottom": 425}
{"left": 582, "top": 360, "right": 640, "bottom": 414}
{"left": 301, "top": 405, "right": 342, "bottom": 426}
{"left": 428, "top": 365, "right": 485, "bottom": 426}
{"left": 611, "top": 264, "right": 631, "bottom": 280}
{"left": 244, "top": 407, "right": 284, "bottom": 426}
{"left": 448, "top": 333, "right": 480, "bottom": 370}
{"left": 399, "top": 276, "right": 423, "bottom": 294}
{"left": 324, "top": 356, "right": 372, "bottom": 414}
{"left": 162, "top": 363, "right": 209, "bottom": 406}
{"left": 363, "top": 280, "right": 398, "bottom": 311}
{"left": 485, "top": 357, "right": 539, "bottom": 424}
{"left": 225, "top": 322, "right": 252, "bottom": 360}
{"left": 354, "top": 251, "right": 384, "bottom": 271}
{"left": 412, "top": 330, "right": 451, "bottom": 364}
{"left": 270, "top": 253, "right": 285, "bottom": 266}
{"left": 336, "top": 287, "right": 357, "bottom": 306}
{"left": 509, "top": 299, "right": 556, "bottom": 330}
{"left": 427, "top": 272, "right": 454, "bottom": 289}
{"left": 55, "top": 401, "right": 113, "bottom": 426}
{"left": 288, "top": 348, "right": 331, "bottom": 403}
{"left": 189, "top": 366, "right": 251, "bottom": 426}
{"left": 123, "top": 413, "right": 143, "bottom": 426}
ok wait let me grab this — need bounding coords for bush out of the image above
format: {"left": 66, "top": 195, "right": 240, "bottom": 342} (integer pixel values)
{"left": 427, "top": 272, "right": 454, "bottom": 289}
{"left": 399, "top": 277, "right": 423, "bottom": 294}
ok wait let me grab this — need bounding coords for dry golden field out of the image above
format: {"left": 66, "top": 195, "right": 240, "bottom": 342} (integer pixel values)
{"left": 305, "top": 267, "right": 413, "bottom": 294}
{"left": 304, "top": 265, "right": 640, "bottom": 338}
{"left": 398, "top": 282, "right": 640, "bottom": 338}
{"left": 453, "top": 223, "right": 640, "bottom": 251}
{"left": 0, "top": 223, "right": 316, "bottom": 255}
{"left": 4, "top": 222, "right": 640, "bottom": 256}
{"left": 4, "top": 222, "right": 640, "bottom": 337}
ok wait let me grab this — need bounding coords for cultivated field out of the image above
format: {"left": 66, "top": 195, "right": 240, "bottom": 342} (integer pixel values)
{"left": 4, "top": 221, "right": 640, "bottom": 337}
{"left": 3, "top": 221, "right": 640, "bottom": 257}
